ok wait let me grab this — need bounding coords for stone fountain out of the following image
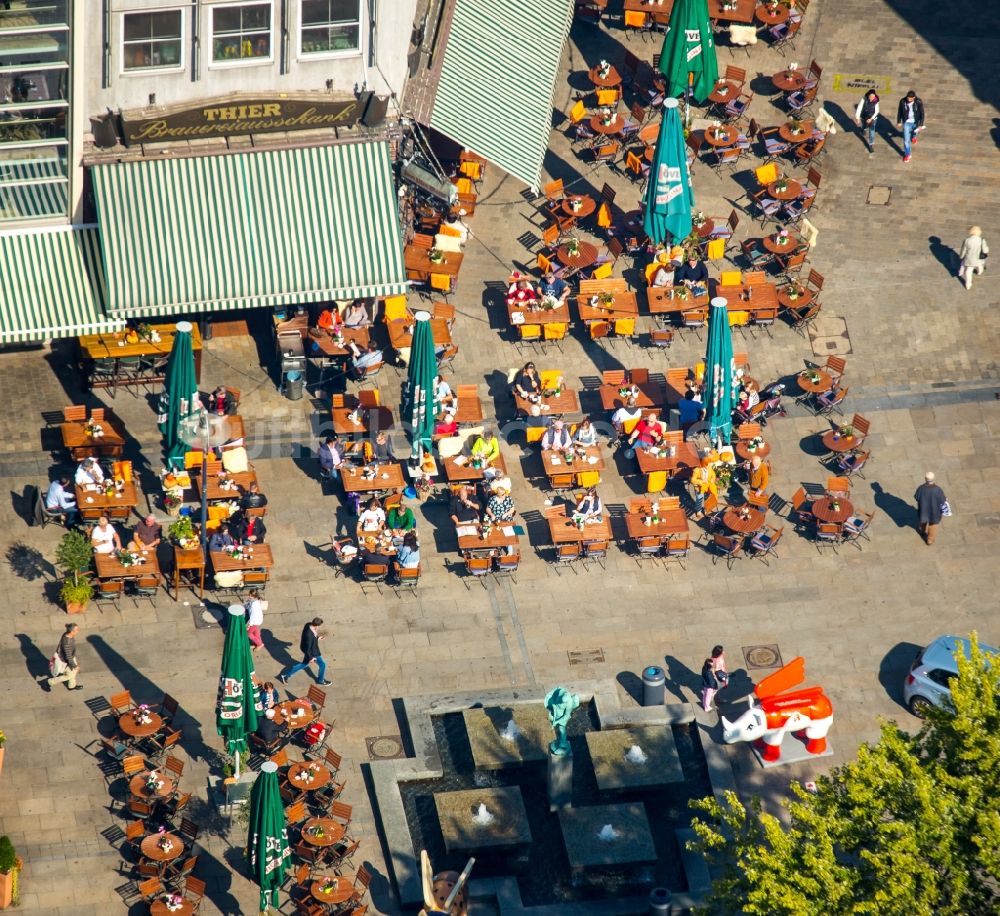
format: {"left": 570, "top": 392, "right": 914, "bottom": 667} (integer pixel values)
{"left": 433, "top": 786, "right": 531, "bottom": 854}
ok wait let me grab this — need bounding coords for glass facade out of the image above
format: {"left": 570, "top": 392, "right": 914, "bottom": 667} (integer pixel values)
{"left": 301, "top": 0, "right": 360, "bottom": 55}
{"left": 0, "top": 1, "right": 71, "bottom": 222}
{"left": 123, "top": 10, "right": 183, "bottom": 71}
{"left": 211, "top": 2, "right": 272, "bottom": 64}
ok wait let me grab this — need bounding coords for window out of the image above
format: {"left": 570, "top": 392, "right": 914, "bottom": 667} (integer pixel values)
{"left": 0, "top": 1, "right": 69, "bottom": 32}
{"left": 212, "top": 2, "right": 272, "bottom": 64}
{"left": 123, "top": 10, "right": 183, "bottom": 72}
{"left": 300, "top": 0, "right": 360, "bottom": 56}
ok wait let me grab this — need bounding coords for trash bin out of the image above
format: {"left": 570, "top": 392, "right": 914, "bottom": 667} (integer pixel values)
{"left": 642, "top": 665, "right": 665, "bottom": 707}
{"left": 649, "top": 887, "right": 672, "bottom": 916}
{"left": 284, "top": 370, "right": 304, "bottom": 401}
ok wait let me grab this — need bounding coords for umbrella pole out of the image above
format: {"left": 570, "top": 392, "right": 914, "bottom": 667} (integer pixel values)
{"left": 687, "top": 72, "right": 693, "bottom": 129}
{"left": 199, "top": 448, "right": 209, "bottom": 561}
{"left": 234, "top": 745, "right": 240, "bottom": 780}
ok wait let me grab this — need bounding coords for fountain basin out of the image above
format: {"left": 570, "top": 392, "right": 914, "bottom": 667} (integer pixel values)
{"left": 585, "top": 726, "right": 684, "bottom": 791}
{"left": 559, "top": 804, "right": 656, "bottom": 869}
{"left": 463, "top": 705, "right": 552, "bottom": 770}
{"left": 434, "top": 786, "right": 532, "bottom": 853}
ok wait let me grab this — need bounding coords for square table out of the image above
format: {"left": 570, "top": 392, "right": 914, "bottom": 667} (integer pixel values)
{"left": 442, "top": 452, "right": 509, "bottom": 483}
{"left": 331, "top": 403, "right": 395, "bottom": 436}
{"left": 404, "top": 246, "right": 463, "bottom": 281}
{"left": 457, "top": 523, "right": 521, "bottom": 555}
{"left": 624, "top": 0, "right": 675, "bottom": 23}
{"left": 76, "top": 481, "right": 140, "bottom": 512}
{"left": 61, "top": 418, "right": 127, "bottom": 460}
{"left": 576, "top": 291, "right": 639, "bottom": 324}
{"left": 707, "top": 0, "right": 756, "bottom": 23}
{"left": 540, "top": 445, "right": 605, "bottom": 481}
{"left": 452, "top": 393, "right": 485, "bottom": 425}
{"left": 341, "top": 463, "right": 406, "bottom": 495}
{"left": 598, "top": 382, "right": 664, "bottom": 410}
{"left": 173, "top": 546, "right": 205, "bottom": 600}
{"left": 307, "top": 326, "right": 370, "bottom": 358}
{"left": 192, "top": 469, "right": 258, "bottom": 502}
{"left": 712, "top": 282, "right": 780, "bottom": 319}
{"left": 647, "top": 287, "right": 711, "bottom": 315}
{"left": 507, "top": 300, "right": 571, "bottom": 327}
{"left": 78, "top": 322, "right": 203, "bottom": 382}
{"left": 636, "top": 442, "right": 700, "bottom": 481}
{"left": 386, "top": 316, "right": 453, "bottom": 351}
{"left": 210, "top": 544, "right": 274, "bottom": 574}
{"left": 515, "top": 388, "right": 581, "bottom": 418}
{"left": 96, "top": 549, "right": 161, "bottom": 580}
{"left": 548, "top": 513, "right": 612, "bottom": 545}
{"left": 625, "top": 509, "right": 690, "bottom": 541}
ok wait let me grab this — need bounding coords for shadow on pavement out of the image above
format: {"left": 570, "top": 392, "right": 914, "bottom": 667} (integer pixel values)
{"left": 879, "top": 641, "right": 921, "bottom": 711}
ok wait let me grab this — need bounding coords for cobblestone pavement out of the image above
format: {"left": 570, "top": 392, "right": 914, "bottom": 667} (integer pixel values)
{"left": 1, "top": 2, "right": 998, "bottom": 913}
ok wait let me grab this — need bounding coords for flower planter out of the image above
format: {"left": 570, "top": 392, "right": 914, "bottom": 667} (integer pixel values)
{"left": 0, "top": 747, "right": 4, "bottom": 780}
{"left": 0, "top": 869, "right": 12, "bottom": 909}
{"left": 64, "top": 601, "right": 88, "bottom": 615}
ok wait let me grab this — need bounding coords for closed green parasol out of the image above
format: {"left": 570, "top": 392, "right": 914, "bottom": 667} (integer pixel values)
{"left": 246, "top": 760, "right": 291, "bottom": 912}
{"left": 657, "top": 0, "right": 719, "bottom": 103}
{"left": 156, "top": 320, "right": 200, "bottom": 468}
{"left": 643, "top": 97, "right": 695, "bottom": 245}
{"left": 401, "top": 310, "right": 439, "bottom": 460}
{"left": 704, "top": 297, "right": 738, "bottom": 443}
{"left": 216, "top": 604, "right": 260, "bottom": 779}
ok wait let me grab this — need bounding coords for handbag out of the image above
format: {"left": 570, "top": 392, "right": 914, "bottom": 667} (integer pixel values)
{"left": 49, "top": 653, "right": 67, "bottom": 676}
{"left": 940, "top": 500, "right": 952, "bottom": 517}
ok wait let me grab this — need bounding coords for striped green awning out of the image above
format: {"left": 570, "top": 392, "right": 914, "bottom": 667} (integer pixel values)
{"left": 0, "top": 226, "right": 123, "bottom": 343}
{"left": 0, "top": 156, "right": 69, "bottom": 222}
{"left": 429, "top": 0, "right": 575, "bottom": 190}
{"left": 92, "top": 142, "right": 407, "bottom": 318}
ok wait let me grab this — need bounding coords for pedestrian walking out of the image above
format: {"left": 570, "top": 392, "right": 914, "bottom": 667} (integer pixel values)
{"left": 958, "top": 226, "right": 989, "bottom": 290}
{"left": 245, "top": 589, "right": 264, "bottom": 652}
{"left": 854, "top": 90, "right": 880, "bottom": 154}
{"left": 710, "top": 645, "right": 729, "bottom": 689}
{"left": 914, "top": 471, "right": 947, "bottom": 545}
{"left": 701, "top": 645, "right": 728, "bottom": 712}
{"left": 895, "top": 90, "right": 925, "bottom": 163}
{"left": 278, "top": 617, "right": 331, "bottom": 686}
{"left": 46, "top": 623, "right": 82, "bottom": 690}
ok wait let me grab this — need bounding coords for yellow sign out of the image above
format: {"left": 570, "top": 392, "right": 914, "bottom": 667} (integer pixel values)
{"left": 832, "top": 74, "right": 892, "bottom": 94}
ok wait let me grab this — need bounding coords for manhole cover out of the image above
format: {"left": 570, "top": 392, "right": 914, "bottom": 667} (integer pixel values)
{"left": 192, "top": 603, "right": 225, "bottom": 629}
{"left": 742, "top": 644, "right": 783, "bottom": 670}
{"left": 867, "top": 185, "right": 892, "bottom": 206}
{"left": 366, "top": 735, "right": 405, "bottom": 760}
{"left": 809, "top": 314, "right": 853, "bottom": 356}
{"left": 568, "top": 648, "right": 605, "bottom": 665}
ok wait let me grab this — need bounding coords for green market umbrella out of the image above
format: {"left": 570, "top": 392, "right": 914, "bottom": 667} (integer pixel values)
{"left": 216, "top": 604, "right": 260, "bottom": 779}
{"left": 657, "top": 0, "right": 719, "bottom": 103}
{"left": 246, "top": 760, "right": 291, "bottom": 912}
{"left": 156, "top": 320, "right": 200, "bottom": 468}
{"left": 401, "top": 310, "right": 438, "bottom": 460}
{"left": 643, "top": 97, "right": 695, "bottom": 245}
{"left": 704, "top": 297, "right": 738, "bottom": 444}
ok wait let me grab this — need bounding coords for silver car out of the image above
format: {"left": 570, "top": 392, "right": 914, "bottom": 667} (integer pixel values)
{"left": 903, "top": 635, "right": 997, "bottom": 717}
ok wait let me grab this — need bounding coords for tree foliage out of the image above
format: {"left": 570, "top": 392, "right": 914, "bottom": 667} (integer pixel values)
{"left": 689, "top": 633, "right": 1000, "bottom": 916}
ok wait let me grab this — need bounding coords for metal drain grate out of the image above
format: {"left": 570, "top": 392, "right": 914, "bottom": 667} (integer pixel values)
{"left": 809, "top": 314, "right": 853, "bottom": 356}
{"left": 366, "top": 735, "right": 405, "bottom": 760}
{"left": 742, "top": 644, "right": 783, "bottom": 670}
{"left": 568, "top": 648, "right": 605, "bottom": 665}
{"left": 867, "top": 185, "right": 892, "bottom": 206}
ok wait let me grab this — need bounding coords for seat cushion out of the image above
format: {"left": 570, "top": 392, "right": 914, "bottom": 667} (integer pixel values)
{"left": 221, "top": 446, "right": 249, "bottom": 473}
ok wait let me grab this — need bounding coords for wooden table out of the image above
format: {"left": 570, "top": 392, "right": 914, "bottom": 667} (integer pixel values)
{"left": 707, "top": 0, "right": 755, "bottom": 22}
{"left": 772, "top": 69, "right": 807, "bottom": 92}
{"left": 734, "top": 440, "right": 771, "bottom": 461}
{"left": 332, "top": 405, "right": 395, "bottom": 436}
{"left": 457, "top": 524, "right": 520, "bottom": 554}
{"left": 140, "top": 833, "right": 184, "bottom": 868}
{"left": 624, "top": 0, "right": 674, "bottom": 23}
{"left": 589, "top": 115, "right": 625, "bottom": 136}
{"left": 119, "top": 710, "right": 164, "bottom": 739}
{"left": 707, "top": 80, "right": 742, "bottom": 105}
{"left": 635, "top": 442, "right": 700, "bottom": 480}
{"left": 756, "top": 2, "right": 789, "bottom": 25}
{"left": 588, "top": 65, "right": 622, "bottom": 88}
{"left": 386, "top": 316, "right": 452, "bottom": 351}
{"left": 704, "top": 125, "right": 739, "bottom": 148}
{"left": 822, "top": 430, "right": 862, "bottom": 454}
{"left": 556, "top": 241, "right": 600, "bottom": 270}
{"left": 763, "top": 232, "right": 801, "bottom": 255}
{"left": 78, "top": 323, "right": 203, "bottom": 383}
{"left": 210, "top": 543, "right": 274, "bottom": 574}
{"left": 310, "top": 876, "right": 354, "bottom": 907}
{"left": 274, "top": 699, "right": 315, "bottom": 729}
{"left": 778, "top": 286, "right": 814, "bottom": 310}
{"left": 442, "top": 453, "right": 509, "bottom": 483}
{"left": 96, "top": 549, "right": 160, "bottom": 581}
{"left": 548, "top": 515, "right": 613, "bottom": 545}
{"left": 287, "top": 761, "right": 332, "bottom": 792}
{"left": 453, "top": 393, "right": 484, "bottom": 425}
{"left": 130, "top": 772, "right": 176, "bottom": 801}
{"left": 514, "top": 388, "right": 581, "bottom": 418}
{"left": 638, "top": 121, "right": 661, "bottom": 144}
{"left": 812, "top": 496, "right": 853, "bottom": 524}
{"left": 723, "top": 506, "right": 766, "bottom": 535}
{"left": 647, "top": 287, "right": 711, "bottom": 315}
{"left": 541, "top": 445, "right": 605, "bottom": 480}
{"left": 174, "top": 546, "right": 205, "bottom": 600}
{"left": 404, "top": 246, "right": 464, "bottom": 281}
{"left": 76, "top": 481, "right": 139, "bottom": 512}
{"left": 150, "top": 899, "right": 195, "bottom": 916}
{"left": 768, "top": 178, "right": 803, "bottom": 201}
{"left": 341, "top": 463, "right": 406, "bottom": 495}
{"left": 712, "top": 283, "right": 781, "bottom": 319}
{"left": 797, "top": 370, "right": 833, "bottom": 394}
{"left": 577, "top": 291, "right": 639, "bottom": 323}
{"left": 625, "top": 510, "right": 689, "bottom": 540}
{"left": 778, "top": 122, "right": 814, "bottom": 144}
{"left": 561, "top": 195, "right": 597, "bottom": 219}
{"left": 301, "top": 817, "right": 346, "bottom": 848}
{"left": 61, "top": 419, "right": 127, "bottom": 460}
{"left": 598, "top": 382, "right": 664, "bottom": 410}
{"left": 192, "top": 470, "right": 258, "bottom": 502}
{"left": 307, "top": 326, "right": 370, "bottom": 358}
{"left": 507, "top": 300, "right": 571, "bottom": 326}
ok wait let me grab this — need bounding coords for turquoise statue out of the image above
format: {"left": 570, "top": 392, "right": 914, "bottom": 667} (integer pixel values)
{"left": 544, "top": 687, "right": 580, "bottom": 756}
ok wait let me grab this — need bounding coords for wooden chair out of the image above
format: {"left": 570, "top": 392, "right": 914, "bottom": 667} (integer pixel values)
{"left": 815, "top": 384, "right": 848, "bottom": 417}
{"left": 138, "top": 877, "right": 164, "bottom": 903}
{"left": 712, "top": 534, "right": 743, "bottom": 568}
{"left": 664, "top": 535, "right": 690, "bottom": 568}
{"left": 64, "top": 405, "right": 87, "bottom": 423}
{"left": 305, "top": 685, "right": 327, "bottom": 716}
{"left": 737, "top": 422, "right": 761, "bottom": 440}
{"left": 603, "top": 370, "right": 626, "bottom": 386}
{"left": 178, "top": 818, "right": 199, "bottom": 844}
{"left": 329, "top": 800, "right": 352, "bottom": 828}
{"left": 350, "top": 866, "right": 373, "bottom": 903}
{"left": 285, "top": 799, "right": 308, "bottom": 826}
{"left": 746, "top": 491, "right": 769, "bottom": 510}
{"left": 464, "top": 555, "right": 491, "bottom": 588}
{"left": 837, "top": 449, "right": 870, "bottom": 479}
{"left": 815, "top": 521, "right": 842, "bottom": 551}
{"left": 554, "top": 542, "right": 581, "bottom": 574}
{"left": 749, "top": 525, "right": 783, "bottom": 564}
{"left": 723, "top": 65, "right": 747, "bottom": 89}
{"left": 593, "top": 140, "right": 620, "bottom": 166}
{"left": 183, "top": 875, "right": 206, "bottom": 910}
{"left": 842, "top": 509, "right": 876, "bottom": 547}
{"left": 163, "top": 754, "right": 184, "bottom": 781}
{"left": 850, "top": 414, "right": 870, "bottom": 438}
{"left": 95, "top": 578, "right": 125, "bottom": 612}
{"left": 494, "top": 551, "right": 520, "bottom": 582}
{"left": 826, "top": 476, "right": 851, "bottom": 497}
{"left": 823, "top": 353, "right": 844, "bottom": 379}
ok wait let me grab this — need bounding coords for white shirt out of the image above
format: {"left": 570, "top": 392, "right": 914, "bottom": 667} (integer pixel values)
{"left": 91, "top": 523, "right": 117, "bottom": 554}
{"left": 855, "top": 97, "right": 879, "bottom": 121}
{"left": 46, "top": 480, "right": 76, "bottom": 510}
{"left": 75, "top": 463, "right": 104, "bottom": 485}
{"left": 611, "top": 406, "right": 642, "bottom": 427}
{"left": 574, "top": 425, "right": 598, "bottom": 446}
{"left": 358, "top": 507, "right": 386, "bottom": 531}
{"left": 245, "top": 599, "right": 264, "bottom": 627}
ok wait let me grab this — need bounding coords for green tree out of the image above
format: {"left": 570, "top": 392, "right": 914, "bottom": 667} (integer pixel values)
{"left": 689, "top": 634, "right": 1000, "bottom": 916}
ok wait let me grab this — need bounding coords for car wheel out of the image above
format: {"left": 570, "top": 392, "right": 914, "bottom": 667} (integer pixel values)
{"left": 908, "top": 695, "right": 934, "bottom": 718}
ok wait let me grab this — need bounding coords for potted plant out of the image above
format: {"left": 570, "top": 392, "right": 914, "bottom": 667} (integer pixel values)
{"left": 55, "top": 530, "right": 93, "bottom": 614}
{"left": 167, "top": 515, "right": 196, "bottom": 548}
{"left": 0, "top": 836, "right": 21, "bottom": 909}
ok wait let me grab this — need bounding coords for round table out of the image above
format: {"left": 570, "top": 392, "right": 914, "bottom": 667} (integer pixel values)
{"left": 638, "top": 121, "right": 660, "bottom": 144}
{"left": 734, "top": 440, "right": 771, "bottom": 461}
{"left": 778, "top": 286, "right": 814, "bottom": 310}
{"left": 561, "top": 195, "right": 597, "bottom": 219}
{"left": 778, "top": 122, "right": 814, "bottom": 144}
{"left": 707, "top": 80, "right": 740, "bottom": 105}
{"left": 756, "top": 3, "right": 789, "bottom": 26}
{"left": 119, "top": 710, "right": 163, "bottom": 739}
{"left": 704, "top": 125, "right": 739, "bottom": 148}
{"left": 763, "top": 233, "right": 799, "bottom": 255}
{"left": 822, "top": 430, "right": 862, "bottom": 454}
{"left": 311, "top": 876, "right": 355, "bottom": 907}
{"left": 812, "top": 497, "right": 853, "bottom": 524}
{"left": 692, "top": 218, "right": 715, "bottom": 239}
{"left": 556, "top": 240, "right": 599, "bottom": 269}
{"left": 723, "top": 507, "right": 766, "bottom": 535}
{"left": 274, "top": 700, "right": 315, "bottom": 729}
{"left": 287, "top": 761, "right": 332, "bottom": 792}
{"left": 150, "top": 899, "right": 195, "bottom": 916}
{"left": 301, "top": 817, "right": 347, "bottom": 848}
{"left": 589, "top": 65, "right": 621, "bottom": 88}
{"left": 129, "top": 772, "right": 176, "bottom": 801}
{"left": 798, "top": 369, "right": 833, "bottom": 394}
{"left": 140, "top": 833, "right": 184, "bottom": 867}
{"left": 772, "top": 69, "right": 807, "bottom": 92}
{"left": 767, "top": 178, "right": 803, "bottom": 201}
{"left": 589, "top": 115, "right": 625, "bottom": 135}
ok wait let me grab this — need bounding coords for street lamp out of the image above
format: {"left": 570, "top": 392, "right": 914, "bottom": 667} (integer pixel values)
{"left": 179, "top": 410, "right": 230, "bottom": 556}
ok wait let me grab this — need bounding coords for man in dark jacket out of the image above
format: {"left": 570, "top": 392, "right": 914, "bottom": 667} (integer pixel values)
{"left": 239, "top": 482, "right": 268, "bottom": 511}
{"left": 914, "top": 471, "right": 946, "bottom": 545}
{"left": 47, "top": 623, "right": 82, "bottom": 690}
{"left": 279, "top": 618, "right": 330, "bottom": 686}
{"left": 255, "top": 708, "right": 287, "bottom": 747}
{"left": 854, "top": 90, "right": 880, "bottom": 154}
{"left": 895, "top": 90, "right": 925, "bottom": 163}
{"left": 232, "top": 511, "right": 266, "bottom": 545}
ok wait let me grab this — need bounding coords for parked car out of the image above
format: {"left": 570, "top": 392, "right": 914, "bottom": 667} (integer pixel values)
{"left": 902, "top": 635, "right": 997, "bottom": 717}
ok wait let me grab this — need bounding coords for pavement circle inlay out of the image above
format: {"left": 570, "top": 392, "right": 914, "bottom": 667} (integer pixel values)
{"left": 366, "top": 735, "right": 405, "bottom": 760}
{"left": 742, "top": 644, "right": 783, "bottom": 670}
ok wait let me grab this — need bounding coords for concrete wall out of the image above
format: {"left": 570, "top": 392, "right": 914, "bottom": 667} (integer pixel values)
{"left": 83, "top": 0, "right": 416, "bottom": 114}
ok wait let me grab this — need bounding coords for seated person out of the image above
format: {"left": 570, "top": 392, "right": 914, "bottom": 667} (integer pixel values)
{"left": 513, "top": 362, "right": 541, "bottom": 400}
{"left": 748, "top": 455, "right": 770, "bottom": 493}
{"left": 207, "top": 386, "right": 236, "bottom": 416}
{"left": 649, "top": 251, "right": 678, "bottom": 288}
{"left": 259, "top": 681, "right": 280, "bottom": 710}
{"left": 256, "top": 707, "right": 288, "bottom": 746}
{"left": 91, "top": 516, "right": 121, "bottom": 554}
{"left": 232, "top": 511, "right": 266, "bottom": 545}
{"left": 450, "top": 485, "right": 481, "bottom": 526}
{"left": 575, "top": 487, "right": 603, "bottom": 521}
{"left": 574, "top": 418, "right": 598, "bottom": 447}
{"left": 343, "top": 300, "right": 370, "bottom": 328}
{"left": 357, "top": 497, "right": 386, "bottom": 535}
{"left": 75, "top": 457, "right": 104, "bottom": 487}
{"left": 674, "top": 254, "right": 709, "bottom": 289}
{"left": 208, "top": 524, "right": 235, "bottom": 552}
{"left": 485, "top": 484, "right": 516, "bottom": 524}
{"left": 434, "top": 374, "right": 455, "bottom": 410}
{"left": 395, "top": 530, "right": 421, "bottom": 569}
{"left": 737, "top": 383, "right": 760, "bottom": 415}
{"left": 537, "top": 270, "right": 570, "bottom": 304}
{"left": 348, "top": 341, "right": 383, "bottom": 380}
{"left": 506, "top": 274, "right": 538, "bottom": 307}
{"left": 318, "top": 436, "right": 345, "bottom": 480}
{"left": 317, "top": 306, "right": 342, "bottom": 332}
{"left": 240, "top": 482, "right": 268, "bottom": 510}
{"left": 386, "top": 500, "right": 416, "bottom": 542}
{"left": 358, "top": 536, "right": 391, "bottom": 573}
{"left": 628, "top": 413, "right": 665, "bottom": 452}
{"left": 541, "top": 419, "right": 572, "bottom": 452}
{"left": 611, "top": 398, "right": 642, "bottom": 436}
{"left": 372, "top": 430, "right": 392, "bottom": 464}
{"left": 434, "top": 412, "right": 458, "bottom": 437}
{"left": 678, "top": 389, "right": 705, "bottom": 436}
{"left": 471, "top": 428, "right": 501, "bottom": 466}
{"left": 133, "top": 514, "right": 162, "bottom": 549}
{"left": 46, "top": 477, "right": 79, "bottom": 527}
